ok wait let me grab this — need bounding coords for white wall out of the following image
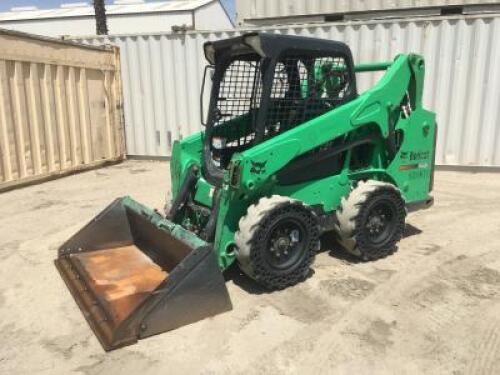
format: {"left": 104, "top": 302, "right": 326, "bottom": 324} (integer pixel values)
{"left": 0, "top": 17, "right": 94, "bottom": 37}
{"left": 0, "top": 4, "right": 231, "bottom": 37}
{"left": 108, "top": 12, "right": 193, "bottom": 34}
{"left": 195, "top": 1, "right": 233, "bottom": 30}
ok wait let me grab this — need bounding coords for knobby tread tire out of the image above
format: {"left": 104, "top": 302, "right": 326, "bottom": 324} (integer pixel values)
{"left": 235, "top": 195, "right": 320, "bottom": 290}
{"left": 337, "top": 180, "right": 406, "bottom": 261}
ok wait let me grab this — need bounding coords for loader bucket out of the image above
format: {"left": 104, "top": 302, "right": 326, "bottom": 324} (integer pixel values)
{"left": 55, "top": 196, "right": 232, "bottom": 351}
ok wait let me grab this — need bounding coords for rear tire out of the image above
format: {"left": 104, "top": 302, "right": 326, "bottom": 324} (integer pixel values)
{"left": 337, "top": 180, "right": 406, "bottom": 261}
{"left": 235, "top": 196, "right": 320, "bottom": 290}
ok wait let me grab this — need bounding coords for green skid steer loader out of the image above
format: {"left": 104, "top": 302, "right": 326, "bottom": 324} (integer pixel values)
{"left": 55, "top": 33, "right": 436, "bottom": 350}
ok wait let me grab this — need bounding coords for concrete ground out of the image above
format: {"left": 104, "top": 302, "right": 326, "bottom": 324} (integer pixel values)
{"left": 1, "top": 160, "right": 500, "bottom": 375}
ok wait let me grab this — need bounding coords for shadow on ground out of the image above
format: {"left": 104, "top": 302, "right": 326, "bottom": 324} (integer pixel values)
{"left": 404, "top": 223, "right": 423, "bottom": 238}
{"left": 225, "top": 263, "right": 315, "bottom": 295}
{"left": 225, "top": 223, "right": 423, "bottom": 295}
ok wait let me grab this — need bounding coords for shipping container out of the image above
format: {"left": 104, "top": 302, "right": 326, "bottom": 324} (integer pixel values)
{"left": 236, "top": 0, "right": 500, "bottom": 25}
{"left": 0, "top": 29, "right": 125, "bottom": 191}
{"left": 78, "top": 13, "right": 500, "bottom": 168}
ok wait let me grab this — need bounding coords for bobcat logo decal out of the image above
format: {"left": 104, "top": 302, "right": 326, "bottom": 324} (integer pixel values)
{"left": 250, "top": 160, "right": 267, "bottom": 175}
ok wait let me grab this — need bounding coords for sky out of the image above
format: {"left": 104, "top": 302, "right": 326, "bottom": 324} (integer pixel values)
{"left": 0, "top": 0, "right": 236, "bottom": 19}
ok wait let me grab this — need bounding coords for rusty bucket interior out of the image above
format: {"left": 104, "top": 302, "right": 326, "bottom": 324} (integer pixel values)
{"left": 55, "top": 197, "right": 232, "bottom": 351}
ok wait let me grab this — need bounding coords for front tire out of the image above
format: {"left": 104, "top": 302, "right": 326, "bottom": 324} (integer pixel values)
{"left": 235, "top": 196, "right": 320, "bottom": 290}
{"left": 337, "top": 180, "right": 406, "bottom": 261}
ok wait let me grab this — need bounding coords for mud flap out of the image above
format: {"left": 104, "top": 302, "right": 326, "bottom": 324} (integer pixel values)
{"left": 55, "top": 197, "right": 232, "bottom": 351}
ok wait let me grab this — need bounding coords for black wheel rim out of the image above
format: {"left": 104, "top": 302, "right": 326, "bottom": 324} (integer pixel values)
{"left": 364, "top": 199, "right": 397, "bottom": 246}
{"left": 264, "top": 219, "right": 307, "bottom": 270}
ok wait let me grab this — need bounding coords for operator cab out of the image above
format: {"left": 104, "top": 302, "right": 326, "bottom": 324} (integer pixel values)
{"left": 202, "top": 33, "right": 357, "bottom": 185}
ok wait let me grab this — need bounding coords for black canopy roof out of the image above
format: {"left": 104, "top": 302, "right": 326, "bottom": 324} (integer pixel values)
{"left": 203, "top": 32, "right": 353, "bottom": 64}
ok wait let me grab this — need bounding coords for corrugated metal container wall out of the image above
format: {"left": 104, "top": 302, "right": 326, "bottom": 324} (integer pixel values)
{"left": 79, "top": 14, "right": 500, "bottom": 167}
{"left": 0, "top": 30, "right": 125, "bottom": 191}
{"left": 236, "top": 0, "right": 500, "bottom": 23}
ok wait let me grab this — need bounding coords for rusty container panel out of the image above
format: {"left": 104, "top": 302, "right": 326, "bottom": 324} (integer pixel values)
{"left": 55, "top": 197, "right": 232, "bottom": 351}
{"left": 0, "top": 29, "right": 125, "bottom": 192}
